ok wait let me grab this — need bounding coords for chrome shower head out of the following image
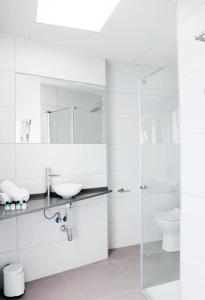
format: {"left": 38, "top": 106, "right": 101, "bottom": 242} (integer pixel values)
{"left": 195, "top": 31, "right": 205, "bottom": 42}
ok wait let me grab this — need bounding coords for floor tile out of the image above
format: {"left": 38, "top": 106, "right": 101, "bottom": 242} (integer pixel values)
{"left": 63, "top": 260, "right": 138, "bottom": 299}
{"left": 63, "top": 260, "right": 125, "bottom": 285}
{"left": 22, "top": 273, "right": 67, "bottom": 300}
{"left": 0, "top": 245, "right": 179, "bottom": 300}
{"left": 102, "top": 290, "right": 148, "bottom": 300}
{"left": 143, "top": 252, "right": 180, "bottom": 288}
{"left": 145, "top": 280, "right": 180, "bottom": 300}
{"left": 113, "top": 257, "right": 141, "bottom": 287}
{"left": 109, "top": 245, "right": 140, "bottom": 260}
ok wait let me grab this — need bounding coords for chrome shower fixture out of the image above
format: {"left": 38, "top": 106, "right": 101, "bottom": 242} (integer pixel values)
{"left": 195, "top": 31, "right": 205, "bottom": 42}
{"left": 90, "top": 102, "right": 102, "bottom": 113}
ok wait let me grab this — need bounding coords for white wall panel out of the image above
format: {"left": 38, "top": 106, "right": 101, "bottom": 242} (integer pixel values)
{"left": 0, "top": 70, "right": 15, "bottom": 107}
{"left": 107, "top": 118, "right": 139, "bottom": 145}
{"left": 180, "top": 69, "right": 205, "bottom": 135}
{"left": 178, "top": 0, "right": 205, "bottom": 22}
{"left": 109, "top": 221, "right": 140, "bottom": 249}
{"left": 16, "top": 38, "right": 106, "bottom": 86}
{"left": 181, "top": 193, "right": 205, "bottom": 258}
{"left": 19, "top": 232, "right": 107, "bottom": 282}
{"left": 107, "top": 63, "right": 141, "bottom": 248}
{"left": 181, "top": 134, "right": 205, "bottom": 196}
{"left": 0, "top": 33, "right": 107, "bottom": 282}
{"left": 0, "top": 107, "right": 15, "bottom": 143}
{"left": 178, "top": 4, "right": 205, "bottom": 78}
{"left": 108, "top": 196, "right": 140, "bottom": 223}
{"left": 18, "top": 198, "right": 107, "bottom": 249}
{"left": 178, "top": 1, "right": 205, "bottom": 299}
{"left": 181, "top": 251, "right": 205, "bottom": 300}
{"left": 0, "top": 218, "right": 17, "bottom": 254}
{"left": 0, "top": 34, "right": 15, "bottom": 71}
{"left": 16, "top": 144, "right": 107, "bottom": 179}
{"left": 0, "top": 144, "right": 15, "bottom": 180}
{"left": 107, "top": 93, "right": 139, "bottom": 119}
{"left": 108, "top": 145, "right": 140, "bottom": 171}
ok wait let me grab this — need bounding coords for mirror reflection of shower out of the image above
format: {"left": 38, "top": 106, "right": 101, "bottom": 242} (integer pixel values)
{"left": 90, "top": 102, "right": 102, "bottom": 113}
{"left": 46, "top": 106, "right": 77, "bottom": 144}
{"left": 16, "top": 73, "right": 106, "bottom": 144}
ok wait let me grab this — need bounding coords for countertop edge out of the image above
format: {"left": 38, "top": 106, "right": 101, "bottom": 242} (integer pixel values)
{"left": 0, "top": 187, "right": 112, "bottom": 221}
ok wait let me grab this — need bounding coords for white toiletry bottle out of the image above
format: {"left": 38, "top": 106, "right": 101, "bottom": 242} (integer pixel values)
{"left": 22, "top": 201, "right": 27, "bottom": 210}
{"left": 4, "top": 202, "right": 11, "bottom": 211}
{"left": 10, "top": 202, "right": 16, "bottom": 211}
{"left": 16, "top": 201, "right": 21, "bottom": 210}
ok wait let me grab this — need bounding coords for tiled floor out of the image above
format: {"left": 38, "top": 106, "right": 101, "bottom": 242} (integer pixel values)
{"left": 143, "top": 242, "right": 180, "bottom": 288}
{"left": 145, "top": 280, "right": 180, "bottom": 300}
{"left": 0, "top": 246, "right": 148, "bottom": 300}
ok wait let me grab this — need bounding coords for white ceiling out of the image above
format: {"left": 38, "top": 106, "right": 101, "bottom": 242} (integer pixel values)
{"left": 0, "top": 0, "right": 177, "bottom": 66}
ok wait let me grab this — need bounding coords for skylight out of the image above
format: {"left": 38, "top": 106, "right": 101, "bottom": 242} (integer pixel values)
{"left": 36, "top": 0, "right": 120, "bottom": 32}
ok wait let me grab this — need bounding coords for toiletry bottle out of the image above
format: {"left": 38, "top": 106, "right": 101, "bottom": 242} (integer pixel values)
{"left": 10, "top": 202, "right": 16, "bottom": 211}
{"left": 4, "top": 202, "right": 11, "bottom": 211}
{"left": 16, "top": 201, "right": 21, "bottom": 210}
{"left": 22, "top": 201, "right": 27, "bottom": 210}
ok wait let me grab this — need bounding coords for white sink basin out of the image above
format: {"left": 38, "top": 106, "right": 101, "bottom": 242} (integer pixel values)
{"left": 52, "top": 183, "right": 82, "bottom": 199}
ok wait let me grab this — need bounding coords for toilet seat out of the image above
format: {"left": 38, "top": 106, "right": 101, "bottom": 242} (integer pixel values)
{"left": 157, "top": 208, "right": 180, "bottom": 222}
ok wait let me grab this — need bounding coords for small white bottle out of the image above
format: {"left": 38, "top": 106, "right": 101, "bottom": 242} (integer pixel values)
{"left": 4, "top": 202, "right": 11, "bottom": 211}
{"left": 10, "top": 202, "right": 16, "bottom": 211}
{"left": 22, "top": 201, "right": 27, "bottom": 210}
{"left": 16, "top": 201, "right": 21, "bottom": 210}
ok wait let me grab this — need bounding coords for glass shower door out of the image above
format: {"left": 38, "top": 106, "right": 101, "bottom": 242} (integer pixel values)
{"left": 139, "top": 63, "right": 180, "bottom": 296}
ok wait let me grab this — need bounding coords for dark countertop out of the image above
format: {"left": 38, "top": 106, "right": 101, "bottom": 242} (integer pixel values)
{"left": 0, "top": 187, "right": 112, "bottom": 221}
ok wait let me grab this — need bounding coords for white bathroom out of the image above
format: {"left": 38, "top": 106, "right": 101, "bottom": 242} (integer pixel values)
{"left": 0, "top": 0, "right": 204, "bottom": 299}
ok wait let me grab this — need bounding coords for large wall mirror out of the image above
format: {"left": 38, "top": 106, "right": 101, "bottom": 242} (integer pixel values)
{"left": 16, "top": 73, "right": 106, "bottom": 144}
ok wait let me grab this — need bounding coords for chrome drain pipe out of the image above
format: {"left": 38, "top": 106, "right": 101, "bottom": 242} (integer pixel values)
{"left": 61, "top": 202, "right": 73, "bottom": 241}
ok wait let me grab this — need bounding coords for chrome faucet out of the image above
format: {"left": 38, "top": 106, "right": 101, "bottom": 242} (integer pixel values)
{"left": 46, "top": 168, "right": 60, "bottom": 200}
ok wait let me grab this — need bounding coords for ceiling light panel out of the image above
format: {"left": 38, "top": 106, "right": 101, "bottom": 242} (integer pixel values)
{"left": 36, "top": 0, "right": 120, "bottom": 32}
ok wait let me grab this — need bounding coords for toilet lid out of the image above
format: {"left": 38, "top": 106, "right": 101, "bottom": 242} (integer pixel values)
{"left": 157, "top": 208, "right": 180, "bottom": 222}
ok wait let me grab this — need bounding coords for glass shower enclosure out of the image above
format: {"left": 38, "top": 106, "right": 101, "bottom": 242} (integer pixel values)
{"left": 46, "top": 106, "right": 76, "bottom": 144}
{"left": 139, "top": 62, "right": 180, "bottom": 299}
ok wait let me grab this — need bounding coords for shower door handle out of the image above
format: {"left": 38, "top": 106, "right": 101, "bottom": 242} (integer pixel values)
{"left": 118, "top": 188, "right": 130, "bottom": 193}
{"left": 140, "top": 185, "right": 147, "bottom": 190}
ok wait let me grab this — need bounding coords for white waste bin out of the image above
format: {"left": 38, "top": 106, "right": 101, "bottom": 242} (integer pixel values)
{"left": 3, "top": 263, "right": 25, "bottom": 298}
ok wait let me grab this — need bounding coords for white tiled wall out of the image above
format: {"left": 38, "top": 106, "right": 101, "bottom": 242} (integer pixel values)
{"left": 107, "top": 63, "right": 141, "bottom": 248}
{"left": 0, "top": 145, "right": 15, "bottom": 180}
{"left": 0, "top": 70, "right": 15, "bottom": 107}
{"left": 0, "top": 33, "right": 107, "bottom": 286}
{"left": 0, "top": 196, "right": 107, "bottom": 285}
{"left": 15, "top": 144, "right": 107, "bottom": 186}
{"left": 0, "top": 34, "right": 15, "bottom": 71}
{"left": 178, "top": 1, "right": 205, "bottom": 299}
{"left": 181, "top": 251, "right": 205, "bottom": 300}
{"left": 177, "top": 0, "right": 205, "bottom": 22}
{"left": 16, "top": 38, "right": 106, "bottom": 86}
{"left": 17, "top": 196, "right": 108, "bottom": 282}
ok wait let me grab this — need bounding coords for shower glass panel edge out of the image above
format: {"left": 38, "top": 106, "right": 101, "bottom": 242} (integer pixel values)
{"left": 138, "top": 79, "right": 144, "bottom": 290}
{"left": 138, "top": 62, "right": 180, "bottom": 299}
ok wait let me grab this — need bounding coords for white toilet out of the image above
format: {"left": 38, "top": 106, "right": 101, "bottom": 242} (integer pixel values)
{"left": 156, "top": 208, "right": 180, "bottom": 252}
